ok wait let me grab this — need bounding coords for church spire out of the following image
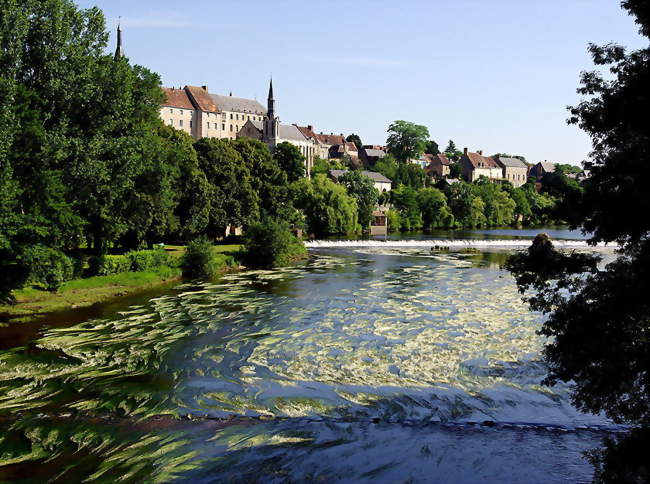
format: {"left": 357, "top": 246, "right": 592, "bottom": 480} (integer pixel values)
{"left": 114, "top": 20, "right": 124, "bottom": 59}
{"left": 267, "top": 77, "right": 275, "bottom": 119}
{"left": 264, "top": 77, "right": 278, "bottom": 142}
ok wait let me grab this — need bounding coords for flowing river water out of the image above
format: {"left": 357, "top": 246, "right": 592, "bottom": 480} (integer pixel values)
{"left": 0, "top": 238, "right": 622, "bottom": 483}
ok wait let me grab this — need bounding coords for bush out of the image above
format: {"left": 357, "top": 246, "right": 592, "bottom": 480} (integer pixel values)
{"left": 90, "top": 254, "right": 131, "bottom": 276}
{"left": 22, "top": 246, "right": 74, "bottom": 291}
{"left": 243, "top": 218, "right": 307, "bottom": 268}
{"left": 180, "top": 238, "right": 219, "bottom": 279}
{"left": 126, "top": 248, "right": 169, "bottom": 272}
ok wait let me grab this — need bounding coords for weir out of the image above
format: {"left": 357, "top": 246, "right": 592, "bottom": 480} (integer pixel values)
{"left": 305, "top": 238, "right": 612, "bottom": 249}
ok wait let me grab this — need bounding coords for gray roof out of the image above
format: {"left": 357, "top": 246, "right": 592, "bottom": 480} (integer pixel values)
{"left": 329, "top": 169, "right": 392, "bottom": 184}
{"left": 540, "top": 162, "right": 556, "bottom": 172}
{"left": 496, "top": 157, "right": 527, "bottom": 168}
{"left": 246, "top": 120, "right": 307, "bottom": 142}
{"left": 210, "top": 94, "right": 266, "bottom": 114}
{"left": 364, "top": 149, "right": 386, "bottom": 158}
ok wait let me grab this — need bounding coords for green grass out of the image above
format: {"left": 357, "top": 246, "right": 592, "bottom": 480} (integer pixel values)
{"left": 0, "top": 244, "right": 243, "bottom": 324}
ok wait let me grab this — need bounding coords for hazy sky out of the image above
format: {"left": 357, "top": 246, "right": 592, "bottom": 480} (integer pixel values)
{"left": 78, "top": 0, "right": 646, "bottom": 164}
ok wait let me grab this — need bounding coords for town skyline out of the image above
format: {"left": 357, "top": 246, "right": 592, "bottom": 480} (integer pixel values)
{"left": 79, "top": 1, "right": 645, "bottom": 164}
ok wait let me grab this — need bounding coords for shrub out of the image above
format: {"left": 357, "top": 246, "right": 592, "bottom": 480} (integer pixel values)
{"left": 180, "top": 238, "right": 219, "bottom": 279}
{"left": 243, "top": 218, "right": 307, "bottom": 268}
{"left": 90, "top": 254, "right": 131, "bottom": 276}
{"left": 126, "top": 248, "right": 169, "bottom": 272}
{"left": 386, "top": 210, "right": 401, "bottom": 233}
{"left": 22, "top": 246, "right": 74, "bottom": 291}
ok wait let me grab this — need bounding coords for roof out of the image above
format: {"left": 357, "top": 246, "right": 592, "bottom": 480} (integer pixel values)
{"left": 436, "top": 178, "right": 461, "bottom": 186}
{"left": 316, "top": 133, "right": 345, "bottom": 145}
{"left": 185, "top": 85, "right": 218, "bottom": 112}
{"left": 425, "top": 153, "right": 450, "bottom": 166}
{"left": 161, "top": 87, "right": 194, "bottom": 109}
{"left": 210, "top": 94, "right": 266, "bottom": 114}
{"left": 496, "top": 156, "right": 527, "bottom": 168}
{"left": 463, "top": 151, "right": 499, "bottom": 169}
{"left": 363, "top": 148, "right": 386, "bottom": 158}
{"left": 329, "top": 169, "right": 392, "bottom": 184}
{"left": 295, "top": 125, "right": 321, "bottom": 143}
{"left": 279, "top": 124, "right": 307, "bottom": 142}
{"left": 346, "top": 141, "right": 358, "bottom": 152}
{"left": 540, "top": 162, "right": 556, "bottom": 172}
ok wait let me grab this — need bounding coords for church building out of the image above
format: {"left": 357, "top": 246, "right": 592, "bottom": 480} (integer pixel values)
{"left": 238, "top": 80, "right": 316, "bottom": 177}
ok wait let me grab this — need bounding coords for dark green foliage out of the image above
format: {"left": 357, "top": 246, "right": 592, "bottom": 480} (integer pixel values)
{"left": 449, "top": 162, "right": 462, "bottom": 178}
{"left": 346, "top": 134, "right": 363, "bottom": 150}
{"left": 390, "top": 186, "right": 422, "bottom": 231}
{"left": 386, "top": 120, "right": 430, "bottom": 162}
{"left": 126, "top": 248, "right": 169, "bottom": 272}
{"left": 417, "top": 187, "right": 453, "bottom": 229}
{"left": 338, "top": 170, "right": 379, "bottom": 232}
{"left": 243, "top": 218, "right": 307, "bottom": 268}
{"left": 180, "top": 238, "right": 219, "bottom": 279}
{"left": 426, "top": 140, "right": 440, "bottom": 155}
{"left": 272, "top": 142, "right": 305, "bottom": 182}
{"left": 507, "top": 2, "right": 650, "bottom": 480}
{"left": 90, "top": 254, "right": 132, "bottom": 277}
{"left": 22, "top": 246, "right": 74, "bottom": 291}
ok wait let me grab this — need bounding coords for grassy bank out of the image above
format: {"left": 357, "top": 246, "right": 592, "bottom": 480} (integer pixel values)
{"left": 0, "top": 244, "right": 242, "bottom": 324}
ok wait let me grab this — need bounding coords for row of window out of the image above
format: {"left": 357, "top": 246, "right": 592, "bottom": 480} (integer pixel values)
{"left": 168, "top": 107, "right": 263, "bottom": 123}
{"left": 169, "top": 119, "right": 192, "bottom": 128}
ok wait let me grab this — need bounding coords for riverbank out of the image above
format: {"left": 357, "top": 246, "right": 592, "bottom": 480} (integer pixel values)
{"left": 0, "top": 244, "right": 242, "bottom": 325}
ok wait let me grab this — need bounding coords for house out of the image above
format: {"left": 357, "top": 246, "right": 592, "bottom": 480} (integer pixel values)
{"left": 238, "top": 80, "right": 316, "bottom": 176}
{"left": 328, "top": 169, "right": 392, "bottom": 193}
{"left": 529, "top": 161, "right": 557, "bottom": 180}
{"left": 424, "top": 153, "right": 451, "bottom": 179}
{"left": 359, "top": 146, "right": 387, "bottom": 165}
{"left": 329, "top": 141, "right": 359, "bottom": 164}
{"left": 314, "top": 132, "right": 345, "bottom": 160}
{"left": 494, "top": 156, "right": 528, "bottom": 187}
{"left": 435, "top": 178, "right": 461, "bottom": 190}
{"left": 459, "top": 148, "right": 502, "bottom": 182}
{"left": 160, "top": 87, "right": 197, "bottom": 137}
{"left": 295, "top": 125, "right": 327, "bottom": 159}
{"left": 409, "top": 154, "right": 431, "bottom": 170}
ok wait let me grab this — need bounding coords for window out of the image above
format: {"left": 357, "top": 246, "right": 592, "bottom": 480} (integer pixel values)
{"left": 230, "top": 113, "right": 233, "bottom": 120}
{"left": 230, "top": 124, "right": 233, "bottom": 132}
{"left": 179, "top": 120, "right": 184, "bottom": 127}
{"left": 180, "top": 110, "right": 184, "bottom": 115}
{"left": 207, "top": 122, "right": 210, "bottom": 129}
{"left": 222, "top": 124, "right": 225, "bottom": 131}
{"left": 169, "top": 119, "right": 173, "bottom": 126}
{"left": 190, "top": 120, "right": 193, "bottom": 128}
{"left": 169, "top": 108, "right": 173, "bottom": 114}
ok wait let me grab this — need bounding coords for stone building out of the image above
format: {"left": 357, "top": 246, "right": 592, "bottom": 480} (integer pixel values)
{"left": 529, "top": 161, "right": 557, "bottom": 180}
{"left": 424, "top": 153, "right": 451, "bottom": 179}
{"left": 459, "top": 148, "right": 502, "bottom": 182}
{"left": 494, "top": 156, "right": 529, "bottom": 187}
{"left": 160, "top": 87, "right": 197, "bottom": 137}
{"left": 238, "top": 80, "right": 316, "bottom": 176}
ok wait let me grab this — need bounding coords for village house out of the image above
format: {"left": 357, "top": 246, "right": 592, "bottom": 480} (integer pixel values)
{"left": 529, "top": 161, "right": 557, "bottom": 180}
{"left": 359, "top": 146, "right": 387, "bottom": 165}
{"left": 459, "top": 148, "right": 502, "bottom": 182}
{"left": 238, "top": 80, "right": 316, "bottom": 176}
{"left": 329, "top": 141, "right": 359, "bottom": 165}
{"left": 494, "top": 156, "right": 529, "bottom": 187}
{"left": 315, "top": 132, "right": 345, "bottom": 159}
{"left": 424, "top": 153, "right": 451, "bottom": 179}
{"left": 160, "top": 85, "right": 265, "bottom": 140}
{"left": 328, "top": 169, "right": 392, "bottom": 194}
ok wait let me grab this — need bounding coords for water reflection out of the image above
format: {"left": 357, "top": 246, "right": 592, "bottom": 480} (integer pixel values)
{"left": 0, "top": 249, "right": 614, "bottom": 482}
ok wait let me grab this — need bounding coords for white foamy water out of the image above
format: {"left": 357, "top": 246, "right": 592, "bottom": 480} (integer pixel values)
{"left": 306, "top": 238, "right": 611, "bottom": 249}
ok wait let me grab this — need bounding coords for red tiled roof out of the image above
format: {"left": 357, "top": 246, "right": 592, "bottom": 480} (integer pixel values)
{"left": 316, "top": 133, "right": 345, "bottom": 145}
{"left": 295, "top": 125, "right": 320, "bottom": 143}
{"left": 345, "top": 141, "right": 358, "bottom": 152}
{"left": 424, "top": 153, "right": 450, "bottom": 166}
{"left": 161, "top": 87, "right": 194, "bottom": 109}
{"left": 185, "top": 85, "right": 218, "bottom": 113}
{"left": 463, "top": 151, "right": 498, "bottom": 169}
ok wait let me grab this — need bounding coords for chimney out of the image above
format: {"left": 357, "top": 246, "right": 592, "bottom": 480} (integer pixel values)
{"left": 477, "top": 150, "right": 483, "bottom": 155}
{"left": 463, "top": 147, "right": 468, "bottom": 155}
{"left": 201, "top": 85, "right": 208, "bottom": 92}
{"left": 308, "top": 125, "right": 313, "bottom": 131}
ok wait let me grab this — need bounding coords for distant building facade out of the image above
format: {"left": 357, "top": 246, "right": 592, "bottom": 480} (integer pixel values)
{"left": 494, "top": 156, "right": 528, "bottom": 187}
{"left": 460, "top": 148, "right": 502, "bottom": 182}
{"left": 359, "top": 146, "right": 387, "bottom": 165}
{"left": 328, "top": 169, "right": 392, "bottom": 193}
{"left": 424, "top": 153, "right": 451, "bottom": 179}
{"left": 529, "top": 161, "right": 557, "bottom": 180}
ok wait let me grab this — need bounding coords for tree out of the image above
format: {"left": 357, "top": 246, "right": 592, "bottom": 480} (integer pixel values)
{"left": 338, "top": 170, "right": 379, "bottom": 233}
{"left": 426, "top": 140, "right": 440, "bottom": 155}
{"left": 417, "top": 187, "right": 453, "bottom": 229}
{"left": 243, "top": 217, "right": 307, "bottom": 268}
{"left": 346, "top": 134, "right": 363, "bottom": 150}
{"left": 444, "top": 139, "right": 457, "bottom": 153}
{"left": 291, "top": 175, "right": 358, "bottom": 236}
{"left": 372, "top": 154, "right": 398, "bottom": 182}
{"left": 507, "top": 2, "right": 650, "bottom": 480}
{"left": 386, "top": 120, "right": 430, "bottom": 163}
{"left": 449, "top": 162, "right": 462, "bottom": 178}
{"left": 272, "top": 142, "right": 305, "bottom": 182}
{"left": 447, "top": 181, "right": 486, "bottom": 227}
{"left": 390, "top": 185, "right": 422, "bottom": 231}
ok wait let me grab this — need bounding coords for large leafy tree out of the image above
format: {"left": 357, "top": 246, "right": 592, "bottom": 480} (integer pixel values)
{"left": 417, "top": 187, "right": 453, "bottom": 229}
{"left": 386, "top": 120, "right": 429, "bottom": 163}
{"left": 338, "top": 170, "right": 379, "bottom": 232}
{"left": 272, "top": 141, "right": 305, "bottom": 182}
{"left": 507, "top": 1, "right": 650, "bottom": 481}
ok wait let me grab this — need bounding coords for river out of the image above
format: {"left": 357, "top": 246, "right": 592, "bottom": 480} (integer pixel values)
{"left": 0, "top": 234, "right": 621, "bottom": 483}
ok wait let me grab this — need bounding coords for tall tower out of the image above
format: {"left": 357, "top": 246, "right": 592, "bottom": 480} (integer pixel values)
{"left": 114, "top": 21, "right": 124, "bottom": 59}
{"left": 264, "top": 78, "right": 279, "bottom": 142}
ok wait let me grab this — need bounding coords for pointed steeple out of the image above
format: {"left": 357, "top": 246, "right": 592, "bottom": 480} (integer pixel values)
{"left": 267, "top": 77, "right": 275, "bottom": 119}
{"left": 264, "top": 77, "right": 278, "bottom": 142}
{"left": 114, "top": 20, "right": 124, "bottom": 59}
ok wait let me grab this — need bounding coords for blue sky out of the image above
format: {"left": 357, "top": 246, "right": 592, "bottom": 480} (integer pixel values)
{"left": 78, "top": 0, "right": 646, "bottom": 164}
